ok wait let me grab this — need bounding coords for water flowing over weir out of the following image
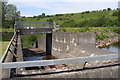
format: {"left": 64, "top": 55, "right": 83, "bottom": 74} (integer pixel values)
{"left": 1, "top": 21, "right": 119, "bottom": 79}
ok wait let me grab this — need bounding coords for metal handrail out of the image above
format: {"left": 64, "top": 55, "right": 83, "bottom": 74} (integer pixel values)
{"left": 15, "top": 21, "right": 54, "bottom": 29}
{"left": 0, "top": 33, "right": 17, "bottom": 63}
{"left": 1, "top": 54, "right": 119, "bottom": 69}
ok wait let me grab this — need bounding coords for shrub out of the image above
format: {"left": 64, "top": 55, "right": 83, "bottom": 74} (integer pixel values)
{"left": 112, "top": 27, "right": 120, "bottom": 34}
{"left": 47, "top": 19, "right": 53, "bottom": 22}
{"left": 103, "top": 9, "right": 107, "bottom": 11}
{"left": 112, "top": 11, "right": 118, "bottom": 16}
{"left": 33, "top": 16, "right": 37, "bottom": 18}
{"left": 62, "top": 20, "right": 77, "bottom": 27}
{"left": 107, "top": 8, "right": 112, "bottom": 11}
{"left": 60, "top": 28, "right": 66, "bottom": 32}
{"left": 85, "top": 11, "right": 90, "bottom": 13}
{"left": 96, "top": 33, "right": 108, "bottom": 40}
{"left": 55, "top": 14, "right": 64, "bottom": 16}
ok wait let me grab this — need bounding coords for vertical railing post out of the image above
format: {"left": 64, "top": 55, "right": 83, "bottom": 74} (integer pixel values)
{"left": 14, "top": 21, "right": 17, "bottom": 35}
{"left": 53, "top": 22, "right": 57, "bottom": 31}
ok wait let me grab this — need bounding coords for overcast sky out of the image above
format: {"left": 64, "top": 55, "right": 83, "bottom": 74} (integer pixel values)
{"left": 9, "top": 0, "right": 119, "bottom": 17}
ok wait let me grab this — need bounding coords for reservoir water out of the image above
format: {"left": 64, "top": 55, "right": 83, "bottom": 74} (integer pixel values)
{"left": 101, "top": 42, "right": 120, "bottom": 53}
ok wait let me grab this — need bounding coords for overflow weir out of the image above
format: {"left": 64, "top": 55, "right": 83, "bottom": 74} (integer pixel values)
{"left": 1, "top": 21, "right": 119, "bottom": 79}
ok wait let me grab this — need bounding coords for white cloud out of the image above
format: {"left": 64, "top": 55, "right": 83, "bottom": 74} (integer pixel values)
{"left": 9, "top": 0, "right": 119, "bottom": 2}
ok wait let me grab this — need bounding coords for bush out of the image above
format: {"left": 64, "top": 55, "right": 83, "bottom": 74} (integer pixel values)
{"left": 81, "top": 11, "right": 90, "bottom": 14}
{"left": 96, "top": 33, "right": 108, "bottom": 40}
{"left": 112, "top": 27, "right": 120, "bottom": 34}
{"left": 60, "top": 28, "right": 66, "bottom": 32}
{"left": 47, "top": 19, "right": 53, "bottom": 22}
{"left": 85, "top": 11, "right": 90, "bottom": 13}
{"left": 107, "top": 8, "right": 112, "bottom": 11}
{"left": 78, "top": 27, "right": 90, "bottom": 32}
{"left": 112, "top": 11, "right": 118, "bottom": 16}
{"left": 33, "top": 16, "right": 37, "bottom": 18}
{"left": 77, "top": 17, "right": 116, "bottom": 27}
{"left": 55, "top": 14, "right": 64, "bottom": 16}
{"left": 62, "top": 20, "right": 77, "bottom": 27}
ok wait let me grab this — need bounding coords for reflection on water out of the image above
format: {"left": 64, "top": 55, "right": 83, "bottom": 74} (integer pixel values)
{"left": 101, "top": 42, "right": 120, "bottom": 53}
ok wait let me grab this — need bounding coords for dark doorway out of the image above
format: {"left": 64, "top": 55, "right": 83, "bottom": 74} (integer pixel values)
{"left": 46, "top": 33, "right": 52, "bottom": 55}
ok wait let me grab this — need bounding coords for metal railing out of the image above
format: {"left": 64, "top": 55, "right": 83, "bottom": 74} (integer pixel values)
{"left": 1, "top": 54, "right": 119, "bottom": 69}
{"left": 0, "top": 33, "right": 17, "bottom": 63}
{"left": 0, "top": 30, "right": 119, "bottom": 69}
{"left": 15, "top": 21, "right": 54, "bottom": 29}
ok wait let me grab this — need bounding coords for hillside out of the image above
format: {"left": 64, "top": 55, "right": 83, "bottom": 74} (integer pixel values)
{"left": 17, "top": 9, "right": 120, "bottom": 48}
{"left": 21, "top": 10, "right": 118, "bottom": 27}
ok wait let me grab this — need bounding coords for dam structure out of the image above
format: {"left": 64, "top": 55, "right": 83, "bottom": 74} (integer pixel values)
{"left": 0, "top": 21, "right": 119, "bottom": 79}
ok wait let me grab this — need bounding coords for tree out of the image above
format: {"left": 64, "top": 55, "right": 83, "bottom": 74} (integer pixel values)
{"left": 33, "top": 16, "right": 37, "bottom": 18}
{"left": 41, "top": 13, "right": 45, "bottom": 18}
{"left": 0, "top": 1, "right": 2, "bottom": 27}
{"left": 2, "top": 3, "right": 20, "bottom": 28}
{"left": 107, "top": 8, "right": 112, "bottom": 11}
{"left": 5, "top": 4, "right": 20, "bottom": 21}
{"left": 0, "top": 1, "right": 8, "bottom": 28}
{"left": 103, "top": 9, "right": 106, "bottom": 11}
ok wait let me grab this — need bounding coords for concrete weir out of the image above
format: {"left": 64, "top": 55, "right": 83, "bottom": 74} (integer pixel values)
{"left": 30, "top": 32, "right": 119, "bottom": 78}
{"left": 2, "top": 32, "right": 119, "bottom": 78}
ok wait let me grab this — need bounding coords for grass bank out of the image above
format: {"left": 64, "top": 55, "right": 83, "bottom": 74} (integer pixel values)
{"left": 0, "top": 28, "right": 14, "bottom": 31}
{"left": 0, "top": 41, "right": 9, "bottom": 58}
{"left": 60, "top": 27, "right": 119, "bottom": 40}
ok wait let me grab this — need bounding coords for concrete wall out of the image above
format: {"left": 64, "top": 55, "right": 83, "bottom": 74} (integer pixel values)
{"left": 37, "top": 65, "right": 119, "bottom": 78}
{"left": 38, "top": 34, "right": 46, "bottom": 51}
{"left": 37, "top": 33, "right": 52, "bottom": 55}
{"left": 37, "top": 32, "right": 96, "bottom": 57}
{"left": 52, "top": 32, "right": 96, "bottom": 58}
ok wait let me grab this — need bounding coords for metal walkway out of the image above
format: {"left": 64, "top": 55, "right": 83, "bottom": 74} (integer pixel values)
{"left": 15, "top": 21, "right": 60, "bottom": 35}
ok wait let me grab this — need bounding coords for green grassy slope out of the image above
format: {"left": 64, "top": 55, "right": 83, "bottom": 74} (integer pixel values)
{"left": 20, "top": 10, "right": 119, "bottom": 43}
{"left": 60, "top": 27, "right": 119, "bottom": 40}
{"left": 21, "top": 10, "right": 118, "bottom": 27}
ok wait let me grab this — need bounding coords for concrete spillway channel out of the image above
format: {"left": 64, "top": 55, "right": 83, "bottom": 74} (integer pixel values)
{"left": 12, "top": 33, "right": 119, "bottom": 78}
{"left": 2, "top": 32, "right": 119, "bottom": 78}
{"left": 14, "top": 35, "right": 68, "bottom": 77}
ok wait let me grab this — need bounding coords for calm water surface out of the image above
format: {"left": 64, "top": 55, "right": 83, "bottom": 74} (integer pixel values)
{"left": 101, "top": 42, "right": 120, "bottom": 53}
